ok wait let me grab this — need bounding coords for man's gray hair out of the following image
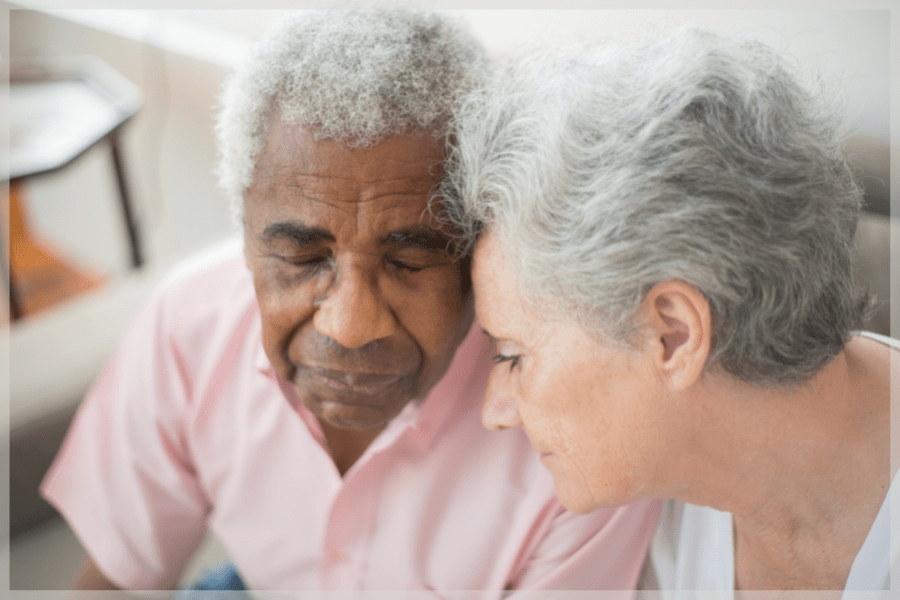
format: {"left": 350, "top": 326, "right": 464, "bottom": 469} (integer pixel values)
{"left": 216, "top": 9, "right": 487, "bottom": 221}
{"left": 442, "top": 28, "right": 871, "bottom": 386}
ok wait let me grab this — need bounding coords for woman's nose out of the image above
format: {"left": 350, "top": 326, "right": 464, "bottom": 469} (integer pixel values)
{"left": 482, "top": 392, "right": 522, "bottom": 431}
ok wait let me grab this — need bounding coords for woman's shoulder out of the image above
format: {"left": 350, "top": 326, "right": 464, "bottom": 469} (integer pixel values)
{"left": 850, "top": 331, "right": 898, "bottom": 442}
{"left": 856, "top": 330, "right": 900, "bottom": 350}
{"left": 847, "top": 332, "right": 895, "bottom": 413}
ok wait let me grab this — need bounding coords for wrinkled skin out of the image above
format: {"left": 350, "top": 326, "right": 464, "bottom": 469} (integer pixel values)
{"left": 243, "top": 118, "right": 473, "bottom": 437}
{"left": 474, "top": 230, "right": 665, "bottom": 514}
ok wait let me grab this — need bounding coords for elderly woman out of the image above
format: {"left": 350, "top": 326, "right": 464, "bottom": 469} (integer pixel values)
{"left": 441, "top": 28, "right": 897, "bottom": 592}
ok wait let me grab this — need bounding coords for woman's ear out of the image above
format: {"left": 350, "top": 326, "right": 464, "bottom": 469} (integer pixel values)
{"left": 639, "top": 281, "right": 712, "bottom": 391}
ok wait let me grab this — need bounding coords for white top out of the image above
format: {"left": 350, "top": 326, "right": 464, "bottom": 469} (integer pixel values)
{"left": 644, "top": 332, "right": 899, "bottom": 597}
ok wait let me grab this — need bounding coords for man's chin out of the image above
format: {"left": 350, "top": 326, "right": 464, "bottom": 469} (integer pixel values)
{"left": 305, "top": 397, "right": 408, "bottom": 430}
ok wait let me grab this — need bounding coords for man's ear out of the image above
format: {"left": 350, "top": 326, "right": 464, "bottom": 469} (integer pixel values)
{"left": 639, "top": 280, "right": 712, "bottom": 391}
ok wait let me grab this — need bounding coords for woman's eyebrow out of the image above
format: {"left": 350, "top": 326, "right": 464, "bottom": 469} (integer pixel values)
{"left": 481, "top": 328, "right": 500, "bottom": 344}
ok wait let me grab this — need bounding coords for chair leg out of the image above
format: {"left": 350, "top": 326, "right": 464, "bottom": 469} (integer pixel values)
{"left": 2, "top": 185, "right": 22, "bottom": 321}
{"left": 109, "top": 134, "right": 143, "bottom": 269}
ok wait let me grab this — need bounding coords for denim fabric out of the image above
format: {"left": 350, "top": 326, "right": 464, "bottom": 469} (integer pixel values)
{"left": 177, "top": 561, "right": 248, "bottom": 600}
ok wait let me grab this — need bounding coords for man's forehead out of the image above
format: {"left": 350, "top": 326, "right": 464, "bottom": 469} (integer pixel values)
{"left": 246, "top": 111, "right": 451, "bottom": 244}
{"left": 250, "top": 132, "right": 443, "bottom": 208}
{"left": 262, "top": 113, "right": 446, "bottom": 172}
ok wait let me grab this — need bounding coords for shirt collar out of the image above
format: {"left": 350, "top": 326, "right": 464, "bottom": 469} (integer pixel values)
{"left": 401, "top": 322, "right": 491, "bottom": 451}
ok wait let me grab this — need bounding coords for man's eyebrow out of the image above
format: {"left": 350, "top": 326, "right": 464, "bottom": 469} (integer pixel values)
{"left": 383, "top": 227, "right": 452, "bottom": 252}
{"left": 261, "top": 222, "right": 334, "bottom": 245}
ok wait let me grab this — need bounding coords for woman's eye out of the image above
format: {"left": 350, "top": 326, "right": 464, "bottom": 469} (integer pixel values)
{"left": 491, "top": 353, "right": 521, "bottom": 372}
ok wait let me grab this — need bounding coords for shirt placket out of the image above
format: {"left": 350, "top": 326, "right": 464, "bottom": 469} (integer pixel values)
{"left": 318, "top": 403, "right": 421, "bottom": 591}
{"left": 320, "top": 458, "right": 381, "bottom": 591}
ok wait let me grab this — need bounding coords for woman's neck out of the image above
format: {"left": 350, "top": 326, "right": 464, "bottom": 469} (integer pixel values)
{"left": 662, "top": 338, "right": 892, "bottom": 589}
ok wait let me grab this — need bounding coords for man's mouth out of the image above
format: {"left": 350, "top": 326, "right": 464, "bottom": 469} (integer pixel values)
{"left": 292, "top": 364, "right": 418, "bottom": 429}
{"left": 306, "top": 366, "right": 406, "bottom": 397}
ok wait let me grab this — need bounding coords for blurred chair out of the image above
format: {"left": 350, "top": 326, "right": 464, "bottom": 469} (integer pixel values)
{"left": 5, "top": 56, "right": 143, "bottom": 321}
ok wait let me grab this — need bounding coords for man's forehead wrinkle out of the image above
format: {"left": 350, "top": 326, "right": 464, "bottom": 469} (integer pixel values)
{"left": 365, "top": 174, "right": 437, "bottom": 189}
{"left": 283, "top": 177, "right": 435, "bottom": 200}
{"left": 285, "top": 172, "right": 359, "bottom": 184}
{"left": 278, "top": 188, "right": 357, "bottom": 213}
{"left": 271, "top": 185, "right": 349, "bottom": 211}
{"left": 277, "top": 154, "right": 439, "bottom": 187}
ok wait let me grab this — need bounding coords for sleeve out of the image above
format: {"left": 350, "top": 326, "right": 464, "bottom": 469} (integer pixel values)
{"left": 40, "top": 288, "right": 212, "bottom": 590}
{"left": 507, "top": 498, "right": 661, "bottom": 594}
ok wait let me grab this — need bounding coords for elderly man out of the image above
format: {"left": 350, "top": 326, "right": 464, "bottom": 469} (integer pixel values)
{"left": 41, "top": 10, "right": 658, "bottom": 593}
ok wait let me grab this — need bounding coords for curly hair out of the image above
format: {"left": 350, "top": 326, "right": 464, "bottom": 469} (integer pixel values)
{"left": 216, "top": 9, "right": 487, "bottom": 222}
{"left": 442, "top": 28, "right": 872, "bottom": 386}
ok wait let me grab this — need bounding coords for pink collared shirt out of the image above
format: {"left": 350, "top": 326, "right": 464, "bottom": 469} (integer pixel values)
{"left": 42, "top": 246, "right": 659, "bottom": 594}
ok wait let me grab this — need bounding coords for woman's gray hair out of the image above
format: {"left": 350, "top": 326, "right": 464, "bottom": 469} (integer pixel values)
{"left": 216, "top": 9, "right": 487, "bottom": 222}
{"left": 442, "top": 28, "right": 871, "bottom": 387}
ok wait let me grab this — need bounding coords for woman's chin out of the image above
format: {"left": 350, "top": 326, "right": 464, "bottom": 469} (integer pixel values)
{"left": 544, "top": 457, "right": 633, "bottom": 513}
{"left": 543, "top": 461, "right": 601, "bottom": 513}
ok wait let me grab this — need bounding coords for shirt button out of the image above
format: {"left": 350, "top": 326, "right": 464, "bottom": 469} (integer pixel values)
{"left": 331, "top": 550, "right": 349, "bottom": 563}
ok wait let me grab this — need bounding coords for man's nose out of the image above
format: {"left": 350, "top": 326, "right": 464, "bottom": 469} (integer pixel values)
{"left": 482, "top": 391, "right": 522, "bottom": 431}
{"left": 313, "top": 265, "right": 397, "bottom": 349}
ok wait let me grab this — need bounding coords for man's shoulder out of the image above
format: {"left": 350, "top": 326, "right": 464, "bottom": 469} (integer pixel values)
{"left": 161, "top": 234, "right": 248, "bottom": 290}
{"left": 150, "top": 235, "right": 258, "bottom": 343}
